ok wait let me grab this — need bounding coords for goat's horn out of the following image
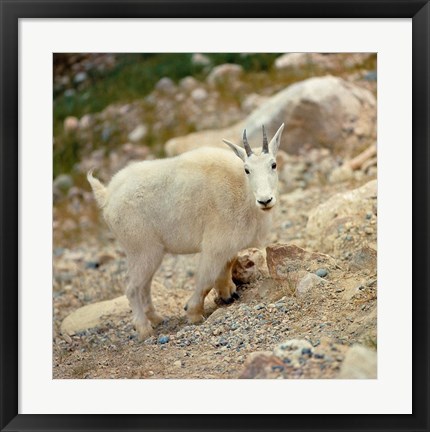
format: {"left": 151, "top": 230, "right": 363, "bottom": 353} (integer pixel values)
{"left": 242, "top": 129, "right": 253, "bottom": 157}
{"left": 262, "top": 125, "right": 268, "bottom": 153}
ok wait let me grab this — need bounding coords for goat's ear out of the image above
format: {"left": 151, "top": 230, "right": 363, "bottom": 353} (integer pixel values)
{"left": 222, "top": 139, "right": 246, "bottom": 161}
{"left": 269, "top": 123, "right": 285, "bottom": 155}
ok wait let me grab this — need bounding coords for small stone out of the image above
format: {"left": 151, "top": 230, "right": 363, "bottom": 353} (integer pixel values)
{"left": 173, "top": 360, "right": 182, "bottom": 368}
{"left": 192, "top": 53, "right": 211, "bottom": 66}
{"left": 254, "top": 304, "right": 265, "bottom": 311}
{"left": 74, "top": 71, "right": 88, "bottom": 84}
{"left": 155, "top": 77, "right": 175, "bottom": 93}
{"left": 316, "top": 268, "right": 328, "bottom": 278}
{"left": 64, "top": 88, "right": 75, "bottom": 97}
{"left": 179, "top": 76, "right": 199, "bottom": 91}
{"left": 363, "top": 70, "right": 377, "bottom": 81}
{"left": 206, "top": 63, "right": 243, "bottom": 86}
{"left": 281, "top": 220, "right": 293, "bottom": 229}
{"left": 158, "top": 335, "right": 170, "bottom": 344}
{"left": 63, "top": 116, "right": 79, "bottom": 133}
{"left": 128, "top": 124, "right": 147, "bottom": 142}
{"left": 191, "top": 88, "right": 208, "bottom": 102}
{"left": 271, "top": 365, "right": 284, "bottom": 372}
{"left": 218, "top": 337, "right": 228, "bottom": 347}
{"left": 85, "top": 261, "right": 99, "bottom": 269}
{"left": 53, "top": 174, "right": 73, "bottom": 193}
{"left": 301, "top": 348, "right": 312, "bottom": 356}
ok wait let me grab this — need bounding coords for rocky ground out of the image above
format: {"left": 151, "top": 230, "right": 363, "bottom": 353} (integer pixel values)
{"left": 53, "top": 53, "right": 377, "bottom": 379}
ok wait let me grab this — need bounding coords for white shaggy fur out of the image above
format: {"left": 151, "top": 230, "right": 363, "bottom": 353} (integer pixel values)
{"left": 87, "top": 124, "right": 284, "bottom": 340}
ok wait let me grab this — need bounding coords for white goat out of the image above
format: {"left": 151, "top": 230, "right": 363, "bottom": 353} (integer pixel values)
{"left": 87, "top": 124, "right": 284, "bottom": 340}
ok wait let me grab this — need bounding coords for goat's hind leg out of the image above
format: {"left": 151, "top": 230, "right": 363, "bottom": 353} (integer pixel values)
{"left": 126, "top": 249, "right": 164, "bottom": 340}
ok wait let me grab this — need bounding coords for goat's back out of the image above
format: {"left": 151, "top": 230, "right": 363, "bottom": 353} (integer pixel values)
{"left": 102, "top": 148, "right": 258, "bottom": 254}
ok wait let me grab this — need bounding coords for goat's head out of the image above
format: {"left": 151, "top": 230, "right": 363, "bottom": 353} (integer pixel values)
{"left": 223, "top": 123, "right": 285, "bottom": 211}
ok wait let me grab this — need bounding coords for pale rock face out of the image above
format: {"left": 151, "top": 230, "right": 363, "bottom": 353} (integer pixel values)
{"left": 165, "top": 76, "right": 376, "bottom": 158}
{"left": 61, "top": 295, "right": 131, "bottom": 336}
{"left": 338, "top": 345, "right": 377, "bottom": 379}
{"left": 60, "top": 282, "right": 165, "bottom": 336}
{"left": 305, "top": 180, "right": 377, "bottom": 255}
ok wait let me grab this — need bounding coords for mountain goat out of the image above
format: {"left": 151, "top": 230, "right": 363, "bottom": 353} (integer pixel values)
{"left": 87, "top": 123, "right": 284, "bottom": 340}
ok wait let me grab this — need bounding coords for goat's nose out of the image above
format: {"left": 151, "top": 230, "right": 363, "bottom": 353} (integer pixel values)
{"left": 257, "top": 197, "right": 273, "bottom": 206}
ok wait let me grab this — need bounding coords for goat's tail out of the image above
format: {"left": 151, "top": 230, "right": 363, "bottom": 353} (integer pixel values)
{"left": 87, "top": 169, "right": 107, "bottom": 208}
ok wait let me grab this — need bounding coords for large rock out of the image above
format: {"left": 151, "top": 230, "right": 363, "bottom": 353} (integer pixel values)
{"left": 305, "top": 180, "right": 377, "bottom": 256}
{"left": 165, "top": 75, "right": 376, "bottom": 158}
{"left": 244, "top": 75, "right": 376, "bottom": 156}
{"left": 338, "top": 345, "right": 377, "bottom": 379}
{"left": 232, "top": 248, "right": 268, "bottom": 284}
{"left": 61, "top": 295, "right": 131, "bottom": 336}
{"left": 266, "top": 244, "right": 337, "bottom": 280}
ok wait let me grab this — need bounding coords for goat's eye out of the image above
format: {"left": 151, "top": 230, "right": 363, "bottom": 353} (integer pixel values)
{"left": 272, "top": 162, "right": 277, "bottom": 170}
{"left": 244, "top": 168, "right": 250, "bottom": 175}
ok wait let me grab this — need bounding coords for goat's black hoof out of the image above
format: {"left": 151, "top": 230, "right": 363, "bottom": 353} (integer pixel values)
{"left": 221, "top": 297, "right": 234, "bottom": 305}
{"left": 184, "top": 304, "right": 188, "bottom": 311}
{"left": 231, "top": 292, "right": 240, "bottom": 300}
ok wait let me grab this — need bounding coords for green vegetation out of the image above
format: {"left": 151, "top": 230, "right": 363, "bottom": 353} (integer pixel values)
{"left": 53, "top": 53, "right": 280, "bottom": 135}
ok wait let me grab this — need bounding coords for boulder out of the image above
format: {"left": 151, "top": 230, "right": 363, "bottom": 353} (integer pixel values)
{"left": 305, "top": 180, "right": 377, "bottom": 256}
{"left": 232, "top": 248, "right": 268, "bottom": 284}
{"left": 165, "top": 75, "right": 376, "bottom": 158}
{"left": 61, "top": 295, "right": 131, "bottom": 336}
{"left": 191, "top": 53, "right": 211, "bottom": 66}
{"left": 266, "top": 243, "right": 337, "bottom": 280}
{"left": 244, "top": 75, "right": 376, "bottom": 156}
{"left": 60, "top": 283, "right": 165, "bottom": 336}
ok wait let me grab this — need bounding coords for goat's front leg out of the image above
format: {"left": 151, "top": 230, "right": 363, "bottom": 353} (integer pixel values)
{"left": 214, "top": 258, "right": 238, "bottom": 303}
{"left": 185, "top": 252, "right": 227, "bottom": 324}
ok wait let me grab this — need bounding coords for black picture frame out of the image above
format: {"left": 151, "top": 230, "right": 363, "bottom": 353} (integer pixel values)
{"left": 1, "top": 1, "right": 429, "bottom": 431}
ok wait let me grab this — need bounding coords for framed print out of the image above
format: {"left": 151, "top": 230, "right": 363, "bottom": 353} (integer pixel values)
{"left": 1, "top": 0, "right": 429, "bottom": 431}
